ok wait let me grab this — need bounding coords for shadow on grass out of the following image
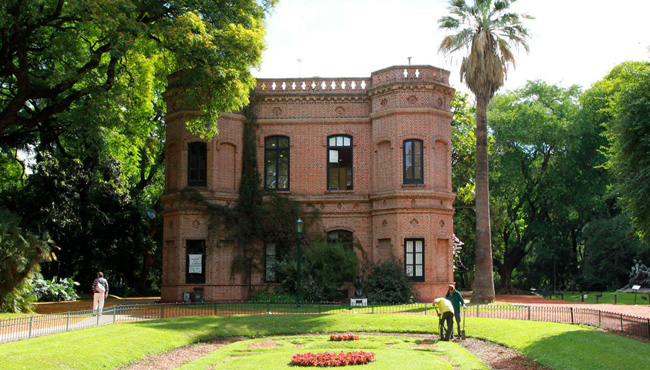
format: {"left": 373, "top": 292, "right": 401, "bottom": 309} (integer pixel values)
{"left": 522, "top": 330, "right": 650, "bottom": 370}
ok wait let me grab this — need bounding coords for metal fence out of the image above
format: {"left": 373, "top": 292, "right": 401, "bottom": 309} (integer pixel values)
{"left": 2, "top": 302, "right": 649, "bottom": 343}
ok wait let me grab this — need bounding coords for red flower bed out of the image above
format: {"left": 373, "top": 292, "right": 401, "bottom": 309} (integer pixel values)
{"left": 329, "top": 334, "right": 359, "bottom": 341}
{"left": 290, "top": 351, "right": 375, "bottom": 367}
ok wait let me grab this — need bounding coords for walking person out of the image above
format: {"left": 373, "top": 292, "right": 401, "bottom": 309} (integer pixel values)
{"left": 433, "top": 297, "right": 454, "bottom": 341}
{"left": 445, "top": 285, "right": 466, "bottom": 338}
{"left": 92, "top": 272, "right": 109, "bottom": 316}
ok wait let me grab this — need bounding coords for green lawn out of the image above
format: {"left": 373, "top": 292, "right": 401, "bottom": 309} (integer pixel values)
{"left": 178, "top": 335, "right": 487, "bottom": 370}
{"left": 0, "top": 314, "right": 648, "bottom": 369}
{"left": 545, "top": 290, "right": 650, "bottom": 305}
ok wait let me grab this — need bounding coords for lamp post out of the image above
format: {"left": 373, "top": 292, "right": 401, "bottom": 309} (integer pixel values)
{"left": 296, "top": 217, "right": 304, "bottom": 308}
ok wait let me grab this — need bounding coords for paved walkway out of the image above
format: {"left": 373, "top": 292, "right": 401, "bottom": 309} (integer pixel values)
{"left": 0, "top": 311, "right": 129, "bottom": 343}
{"left": 495, "top": 295, "right": 650, "bottom": 319}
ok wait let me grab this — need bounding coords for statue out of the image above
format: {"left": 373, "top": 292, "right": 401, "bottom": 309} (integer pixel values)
{"left": 353, "top": 276, "right": 364, "bottom": 298}
{"left": 624, "top": 259, "right": 650, "bottom": 289}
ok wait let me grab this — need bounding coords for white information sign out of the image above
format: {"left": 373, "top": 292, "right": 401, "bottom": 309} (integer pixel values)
{"left": 632, "top": 285, "right": 641, "bottom": 290}
{"left": 188, "top": 254, "right": 203, "bottom": 274}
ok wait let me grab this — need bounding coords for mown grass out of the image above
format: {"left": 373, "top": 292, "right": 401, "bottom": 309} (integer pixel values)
{"left": 0, "top": 314, "right": 648, "bottom": 369}
{"left": 178, "top": 335, "right": 487, "bottom": 370}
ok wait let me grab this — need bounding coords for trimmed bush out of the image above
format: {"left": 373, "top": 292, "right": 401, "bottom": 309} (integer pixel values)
{"left": 361, "top": 260, "right": 417, "bottom": 304}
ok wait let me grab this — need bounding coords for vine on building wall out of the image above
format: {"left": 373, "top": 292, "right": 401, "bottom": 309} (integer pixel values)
{"left": 179, "top": 94, "right": 319, "bottom": 295}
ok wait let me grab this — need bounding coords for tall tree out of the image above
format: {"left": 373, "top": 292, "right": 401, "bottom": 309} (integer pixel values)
{"left": 488, "top": 81, "right": 601, "bottom": 293}
{"left": 450, "top": 92, "right": 477, "bottom": 288}
{"left": 603, "top": 61, "right": 650, "bottom": 247}
{"left": 0, "top": 0, "right": 276, "bottom": 138}
{"left": 438, "top": 0, "right": 532, "bottom": 302}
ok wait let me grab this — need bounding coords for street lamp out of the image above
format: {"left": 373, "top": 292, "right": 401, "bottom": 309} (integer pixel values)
{"left": 296, "top": 217, "right": 304, "bottom": 308}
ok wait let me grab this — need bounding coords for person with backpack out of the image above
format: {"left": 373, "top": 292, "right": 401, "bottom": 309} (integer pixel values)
{"left": 92, "top": 272, "right": 109, "bottom": 316}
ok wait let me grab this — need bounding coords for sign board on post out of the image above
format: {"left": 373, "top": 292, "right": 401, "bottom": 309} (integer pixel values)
{"left": 188, "top": 254, "right": 203, "bottom": 274}
{"left": 632, "top": 285, "right": 641, "bottom": 290}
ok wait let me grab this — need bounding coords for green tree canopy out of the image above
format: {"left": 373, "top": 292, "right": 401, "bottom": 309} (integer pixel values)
{"left": 488, "top": 81, "right": 610, "bottom": 292}
{"left": 0, "top": 0, "right": 276, "bottom": 139}
{"left": 601, "top": 61, "right": 650, "bottom": 246}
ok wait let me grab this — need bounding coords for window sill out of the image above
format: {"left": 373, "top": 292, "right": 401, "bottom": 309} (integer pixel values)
{"left": 325, "top": 190, "right": 355, "bottom": 194}
{"left": 402, "top": 183, "right": 425, "bottom": 188}
{"left": 265, "top": 190, "right": 291, "bottom": 194}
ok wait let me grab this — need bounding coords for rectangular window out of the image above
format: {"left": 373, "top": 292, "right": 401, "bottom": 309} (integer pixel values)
{"left": 327, "top": 135, "right": 353, "bottom": 190}
{"left": 186, "top": 240, "right": 206, "bottom": 284}
{"left": 404, "top": 139, "right": 423, "bottom": 184}
{"left": 188, "top": 142, "right": 207, "bottom": 187}
{"left": 405, "top": 239, "right": 424, "bottom": 282}
{"left": 265, "top": 136, "right": 290, "bottom": 190}
{"left": 265, "top": 243, "right": 277, "bottom": 282}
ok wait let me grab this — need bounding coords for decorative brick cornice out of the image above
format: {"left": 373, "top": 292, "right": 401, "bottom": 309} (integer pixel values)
{"left": 370, "top": 107, "right": 453, "bottom": 120}
{"left": 367, "top": 82, "right": 454, "bottom": 99}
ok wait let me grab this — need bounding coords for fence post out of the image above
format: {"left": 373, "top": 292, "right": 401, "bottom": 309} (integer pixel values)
{"left": 371, "top": 303, "right": 374, "bottom": 314}
{"left": 66, "top": 311, "right": 70, "bottom": 332}
{"left": 527, "top": 306, "right": 531, "bottom": 321}
{"left": 598, "top": 310, "right": 601, "bottom": 327}
{"left": 476, "top": 305, "right": 479, "bottom": 318}
{"left": 570, "top": 307, "right": 574, "bottom": 324}
{"left": 113, "top": 306, "right": 116, "bottom": 324}
{"left": 614, "top": 294, "right": 617, "bottom": 305}
{"left": 160, "top": 304, "right": 164, "bottom": 319}
{"left": 647, "top": 319, "right": 650, "bottom": 339}
{"left": 620, "top": 314, "right": 623, "bottom": 332}
{"left": 28, "top": 316, "right": 33, "bottom": 338}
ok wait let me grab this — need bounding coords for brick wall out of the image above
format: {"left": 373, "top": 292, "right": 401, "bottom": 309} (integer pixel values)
{"left": 161, "top": 65, "right": 455, "bottom": 302}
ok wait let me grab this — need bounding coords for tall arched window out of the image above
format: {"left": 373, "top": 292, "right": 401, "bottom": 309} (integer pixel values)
{"left": 404, "top": 139, "right": 423, "bottom": 184}
{"left": 187, "top": 142, "right": 207, "bottom": 187}
{"left": 327, "top": 230, "right": 354, "bottom": 250}
{"left": 327, "top": 135, "right": 353, "bottom": 190}
{"left": 264, "top": 136, "right": 290, "bottom": 190}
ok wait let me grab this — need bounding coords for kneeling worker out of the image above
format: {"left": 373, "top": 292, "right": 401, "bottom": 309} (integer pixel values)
{"left": 433, "top": 297, "right": 454, "bottom": 341}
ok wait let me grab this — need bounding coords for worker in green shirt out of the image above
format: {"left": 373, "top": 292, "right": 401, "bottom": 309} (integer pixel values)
{"left": 445, "top": 285, "right": 466, "bottom": 338}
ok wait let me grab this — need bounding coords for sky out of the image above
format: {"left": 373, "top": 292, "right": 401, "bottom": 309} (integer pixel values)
{"left": 255, "top": 0, "right": 650, "bottom": 94}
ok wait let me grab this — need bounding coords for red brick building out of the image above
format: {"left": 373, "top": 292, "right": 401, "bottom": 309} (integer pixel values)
{"left": 161, "top": 65, "right": 456, "bottom": 302}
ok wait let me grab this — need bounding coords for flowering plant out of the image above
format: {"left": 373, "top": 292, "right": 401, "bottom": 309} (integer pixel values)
{"left": 329, "top": 334, "right": 359, "bottom": 341}
{"left": 452, "top": 234, "right": 466, "bottom": 271}
{"left": 290, "top": 351, "right": 375, "bottom": 367}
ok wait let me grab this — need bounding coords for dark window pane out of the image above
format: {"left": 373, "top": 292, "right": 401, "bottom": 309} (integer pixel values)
{"left": 265, "top": 136, "right": 290, "bottom": 190}
{"left": 188, "top": 142, "right": 207, "bottom": 187}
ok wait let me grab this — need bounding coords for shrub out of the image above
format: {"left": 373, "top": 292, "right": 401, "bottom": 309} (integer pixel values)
{"left": 290, "top": 351, "right": 374, "bottom": 366}
{"left": 361, "top": 260, "right": 417, "bottom": 304}
{"left": 249, "top": 292, "right": 295, "bottom": 303}
{"left": 0, "top": 207, "right": 55, "bottom": 312}
{"left": 31, "top": 273, "right": 80, "bottom": 302}
{"left": 274, "top": 240, "right": 358, "bottom": 302}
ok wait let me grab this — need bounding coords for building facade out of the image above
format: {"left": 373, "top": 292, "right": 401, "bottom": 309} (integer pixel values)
{"left": 161, "top": 65, "right": 456, "bottom": 302}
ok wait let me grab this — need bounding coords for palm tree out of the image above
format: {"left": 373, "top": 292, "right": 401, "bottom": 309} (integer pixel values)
{"left": 438, "top": 0, "right": 532, "bottom": 303}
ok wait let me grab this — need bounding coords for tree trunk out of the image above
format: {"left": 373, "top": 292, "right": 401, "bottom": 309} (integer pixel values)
{"left": 471, "top": 96, "right": 496, "bottom": 303}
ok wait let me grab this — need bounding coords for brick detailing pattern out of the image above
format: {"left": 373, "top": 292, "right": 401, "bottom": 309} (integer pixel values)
{"left": 162, "top": 65, "right": 456, "bottom": 302}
